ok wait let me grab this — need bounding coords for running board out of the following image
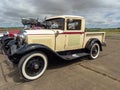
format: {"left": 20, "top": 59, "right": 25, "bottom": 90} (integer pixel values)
{"left": 61, "top": 52, "right": 89, "bottom": 60}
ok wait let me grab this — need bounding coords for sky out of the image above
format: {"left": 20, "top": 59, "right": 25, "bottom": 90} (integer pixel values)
{"left": 0, "top": 0, "right": 120, "bottom": 28}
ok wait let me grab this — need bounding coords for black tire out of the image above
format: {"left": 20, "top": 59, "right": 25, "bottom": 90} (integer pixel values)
{"left": 18, "top": 52, "right": 48, "bottom": 81}
{"left": 89, "top": 43, "right": 100, "bottom": 60}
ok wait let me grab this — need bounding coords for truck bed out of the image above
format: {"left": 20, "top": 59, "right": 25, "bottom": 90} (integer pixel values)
{"left": 83, "top": 32, "right": 105, "bottom": 47}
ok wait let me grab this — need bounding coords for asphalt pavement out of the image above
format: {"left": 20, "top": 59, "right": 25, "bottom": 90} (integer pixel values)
{"left": 0, "top": 34, "right": 120, "bottom": 90}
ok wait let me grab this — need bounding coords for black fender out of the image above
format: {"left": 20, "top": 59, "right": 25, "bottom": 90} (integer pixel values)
{"left": 1, "top": 36, "right": 14, "bottom": 46}
{"left": 6, "top": 39, "right": 17, "bottom": 53}
{"left": 9, "top": 44, "right": 63, "bottom": 64}
{"left": 85, "top": 38, "right": 102, "bottom": 51}
{"left": 1, "top": 37, "right": 14, "bottom": 53}
{"left": 4, "top": 39, "right": 16, "bottom": 50}
{"left": 1, "top": 39, "right": 17, "bottom": 55}
{"left": 7, "top": 39, "right": 16, "bottom": 47}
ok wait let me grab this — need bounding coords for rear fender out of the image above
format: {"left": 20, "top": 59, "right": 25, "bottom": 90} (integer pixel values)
{"left": 85, "top": 38, "right": 102, "bottom": 51}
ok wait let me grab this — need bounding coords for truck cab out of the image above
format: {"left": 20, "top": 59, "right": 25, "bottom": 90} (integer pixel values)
{"left": 25, "top": 15, "right": 85, "bottom": 51}
{"left": 4, "top": 15, "right": 106, "bottom": 81}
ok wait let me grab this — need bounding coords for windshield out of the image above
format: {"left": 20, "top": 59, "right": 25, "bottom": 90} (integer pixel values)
{"left": 45, "top": 18, "right": 65, "bottom": 30}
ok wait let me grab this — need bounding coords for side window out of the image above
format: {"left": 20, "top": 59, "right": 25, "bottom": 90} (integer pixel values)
{"left": 67, "top": 19, "right": 81, "bottom": 30}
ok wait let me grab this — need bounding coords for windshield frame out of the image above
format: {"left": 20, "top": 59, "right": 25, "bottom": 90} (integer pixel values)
{"left": 45, "top": 18, "right": 65, "bottom": 30}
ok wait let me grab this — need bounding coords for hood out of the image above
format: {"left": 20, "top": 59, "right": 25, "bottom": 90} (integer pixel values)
{"left": 25, "top": 29, "right": 63, "bottom": 35}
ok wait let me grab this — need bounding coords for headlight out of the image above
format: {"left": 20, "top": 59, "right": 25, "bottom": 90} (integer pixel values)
{"left": 3, "top": 31, "right": 9, "bottom": 36}
{"left": 18, "top": 30, "right": 27, "bottom": 44}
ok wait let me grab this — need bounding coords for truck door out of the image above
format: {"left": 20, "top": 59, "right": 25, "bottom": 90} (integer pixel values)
{"left": 64, "top": 19, "right": 84, "bottom": 50}
{"left": 55, "top": 30, "right": 66, "bottom": 51}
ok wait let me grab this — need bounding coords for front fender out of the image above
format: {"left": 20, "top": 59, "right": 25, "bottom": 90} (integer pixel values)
{"left": 14, "top": 44, "right": 53, "bottom": 55}
{"left": 7, "top": 39, "right": 16, "bottom": 46}
{"left": 1, "top": 37, "right": 14, "bottom": 53}
{"left": 1, "top": 36, "right": 13, "bottom": 44}
{"left": 9, "top": 44, "right": 63, "bottom": 64}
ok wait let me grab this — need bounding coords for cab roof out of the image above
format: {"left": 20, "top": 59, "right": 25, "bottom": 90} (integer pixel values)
{"left": 46, "top": 15, "right": 84, "bottom": 20}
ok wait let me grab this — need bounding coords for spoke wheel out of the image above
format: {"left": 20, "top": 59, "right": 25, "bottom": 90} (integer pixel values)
{"left": 18, "top": 52, "right": 48, "bottom": 81}
{"left": 89, "top": 43, "right": 100, "bottom": 59}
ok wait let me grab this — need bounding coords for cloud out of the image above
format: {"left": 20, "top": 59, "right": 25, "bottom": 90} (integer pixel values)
{"left": 0, "top": 0, "right": 120, "bottom": 28}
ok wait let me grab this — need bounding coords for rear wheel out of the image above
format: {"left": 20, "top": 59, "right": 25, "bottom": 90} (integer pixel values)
{"left": 89, "top": 43, "right": 100, "bottom": 59}
{"left": 18, "top": 52, "right": 48, "bottom": 81}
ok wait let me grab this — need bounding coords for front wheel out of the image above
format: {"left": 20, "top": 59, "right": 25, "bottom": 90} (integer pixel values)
{"left": 89, "top": 43, "right": 100, "bottom": 59}
{"left": 18, "top": 52, "right": 48, "bottom": 81}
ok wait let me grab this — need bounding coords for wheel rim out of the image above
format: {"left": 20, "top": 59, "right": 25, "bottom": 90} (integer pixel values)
{"left": 25, "top": 56, "right": 44, "bottom": 77}
{"left": 91, "top": 43, "right": 100, "bottom": 58}
{"left": 21, "top": 53, "right": 47, "bottom": 80}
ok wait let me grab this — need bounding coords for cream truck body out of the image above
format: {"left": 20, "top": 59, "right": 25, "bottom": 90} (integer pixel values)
{"left": 26, "top": 15, "right": 105, "bottom": 52}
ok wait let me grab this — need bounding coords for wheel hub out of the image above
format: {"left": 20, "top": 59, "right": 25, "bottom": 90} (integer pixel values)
{"left": 25, "top": 56, "right": 45, "bottom": 76}
{"left": 34, "top": 63, "right": 39, "bottom": 70}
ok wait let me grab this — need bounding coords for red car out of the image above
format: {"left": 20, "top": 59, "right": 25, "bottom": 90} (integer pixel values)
{"left": 7, "top": 29, "right": 19, "bottom": 37}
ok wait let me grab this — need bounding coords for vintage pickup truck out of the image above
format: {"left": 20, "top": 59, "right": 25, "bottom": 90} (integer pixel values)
{"left": 3, "top": 15, "right": 106, "bottom": 81}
